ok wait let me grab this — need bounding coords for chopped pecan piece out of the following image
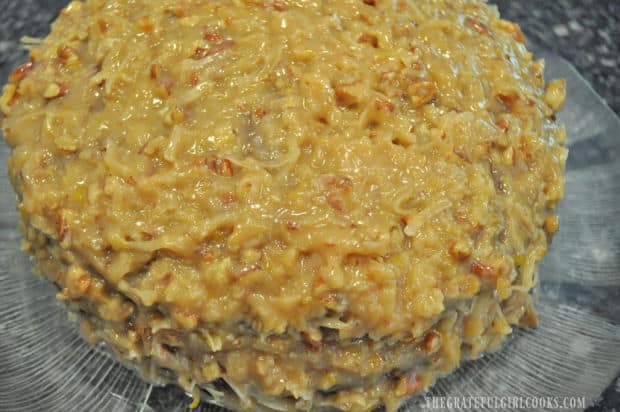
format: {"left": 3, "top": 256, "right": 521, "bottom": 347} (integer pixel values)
{"left": 544, "top": 79, "right": 566, "bottom": 111}
{"left": 97, "top": 18, "right": 109, "bottom": 33}
{"left": 471, "top": 260, "right": 496, "bottom": 277}
{"left": 9, "top": 61, "right": 34, "bottom": 84}
{"left": 497, "top": 19, "right": 526, "bottom": 43}
{"left": 272, "top": 1, "right": 287, "bottom": 11}
{"left": 408, "top": 81, "right": 435, "bottom": 108}
{"left": 303, "top": 331, "right": 323, "bottom": 352}
{"left": 374, "top": 98, "right": 395, "bottom": 112}
{"left": 208, "top": 156, "right": 234, "bottom": 177}
{"left": 284, "top": 219, "right": 299, "bottom": 231}
{"left": 543, "top": 215, "right": 560, "bottom": 235}
{"left": 496, "top": 118, "right": 509, "bottom": 133}
{"left": 497, "top": 92, "right": 519, "bottom": 106}
{"left": 326, "top": 193, "right": 343, "bottom": 211}
{"left": 57, "top": 210, "right": 69, "bottom": 242}
{"left": 43, "top": 83, "right": 68, "bottom": 99}
{"left": 423, "top": 330, "right": 441, "bottom": 354}
{"left": 203, "top": 29, "right": 223, "bottom": 42}
{"left": 449, "top": 240, "right": 471, "bottom": 261}
{"left": 192, "top": 47, "right": 210, "bottom": 60}
{"left": 358, "top": 33, "right": 379, "bottom": 48}
{"left": 192, "top": 40, "right": 235, "bottom": 60}
{"left": 465, "top": 17, "right": 492, "bottom": 36}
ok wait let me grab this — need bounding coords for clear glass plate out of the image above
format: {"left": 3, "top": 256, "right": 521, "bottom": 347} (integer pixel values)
{"left": 1, "top": 52, "right": 619, "bottom": 412}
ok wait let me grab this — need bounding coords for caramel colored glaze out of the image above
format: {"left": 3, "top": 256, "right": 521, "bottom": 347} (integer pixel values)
{"left": 1, "top": 1, "right": 566, "bottom": 411}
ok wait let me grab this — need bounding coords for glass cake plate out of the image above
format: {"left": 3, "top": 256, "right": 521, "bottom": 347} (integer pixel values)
{"left": 1, "top": 49, "right": 619, "bottom": 411}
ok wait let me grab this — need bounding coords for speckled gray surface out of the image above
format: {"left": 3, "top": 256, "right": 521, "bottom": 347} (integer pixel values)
{"left": 0, "top": 1, "right": 618, "bottom": 411}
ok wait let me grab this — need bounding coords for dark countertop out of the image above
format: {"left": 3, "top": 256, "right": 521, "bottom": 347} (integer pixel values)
{"left": 0, "top": 1, "right": 618, "bottom": 411}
